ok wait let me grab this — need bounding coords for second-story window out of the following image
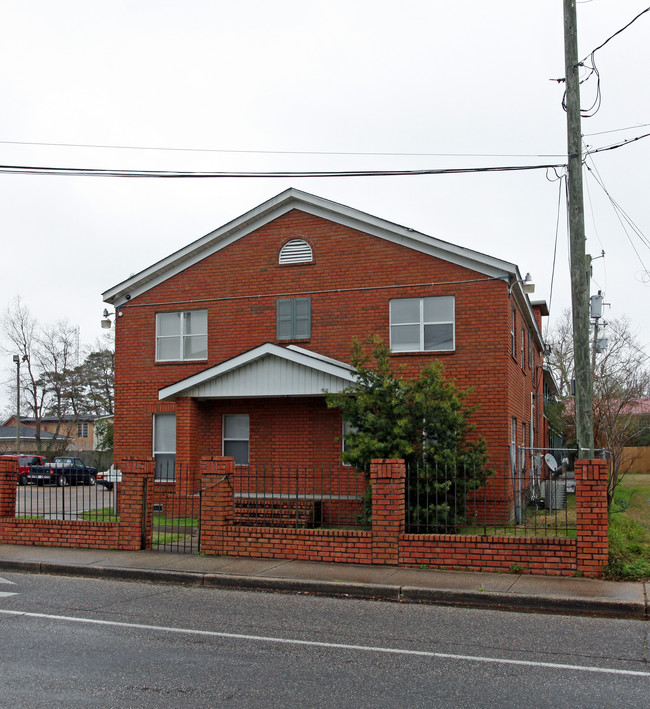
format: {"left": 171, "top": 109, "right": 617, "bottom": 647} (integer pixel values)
{"left": 390, "top": 296, "right": 454, "bottom": 352}
{"left": 277, "top": 298, "right": 311, "bottom": 340}
{"left": 156, "top": 310, "right": 207, "bottom": 362}
{"left": 77, "top": 422, "right": 88, "bottom": 438}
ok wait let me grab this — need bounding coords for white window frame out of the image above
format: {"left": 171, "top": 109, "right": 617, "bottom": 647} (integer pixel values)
{"left": 153, "top": 413, "right": 176, "bottom": 481}
{"left": 77, "top": 422, "right": 88, "bottom": 439}
{"left": 341, "top": 420, "right": 357, "bottom": 465}
{"left": 223, "top": 414, "right": 249, "bottom": 465}
{"left": 389, "top": 296, "right": 455, "bottom": 353}
{"left": 155, "top": 310, "right": 207, "bottom": 362}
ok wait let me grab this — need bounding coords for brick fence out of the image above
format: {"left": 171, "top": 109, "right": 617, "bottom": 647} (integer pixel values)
{"left": 0, "top": 458, "right": 148, "bottom": 551}
{"left": 0, "top": 457, "right": 609, "bottom": 577}
{"left": 197, "top": 457, "right": 608, "bottom": 577}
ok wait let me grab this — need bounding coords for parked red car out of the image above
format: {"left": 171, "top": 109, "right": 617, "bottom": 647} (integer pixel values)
{"left": 0, "top": 454, "right": 53, "bottom": 485}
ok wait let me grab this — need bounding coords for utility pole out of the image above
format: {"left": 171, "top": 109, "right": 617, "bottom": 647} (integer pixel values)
{"left": 13, "top": 355, "right": 21, "bottom": 455}
{"left": 563, "top": 0, "right": 594, "bottom": 458}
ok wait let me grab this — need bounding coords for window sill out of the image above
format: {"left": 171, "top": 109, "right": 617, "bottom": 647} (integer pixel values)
{"left": 154, "top": 359, "right": 208, "bottom": 366}
{"left": 277, "top": 339, "right": 311, "bottom": 345}
{"left": 390, "top": 350, "right": 455, "bottom": 357}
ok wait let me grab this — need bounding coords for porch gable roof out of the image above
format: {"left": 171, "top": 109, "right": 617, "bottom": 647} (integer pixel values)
{"left": 158, "top": 343, "right": 356, "bottom": 401}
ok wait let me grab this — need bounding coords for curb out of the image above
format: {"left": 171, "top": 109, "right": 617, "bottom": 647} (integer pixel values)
{"left": 1, "top": 559, "right": 647, "bottom": 620}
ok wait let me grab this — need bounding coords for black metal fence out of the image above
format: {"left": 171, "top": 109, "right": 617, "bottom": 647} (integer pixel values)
{"left": 16, "top": 478, "right": 117, "bottom": 521}
{"left": 233, "top": 463, "right": 369, "bottom": 529}
{"left": 405, "top": 454, "right": 577, "bottom": 537}
{"left": 150, "top": 460, "right": 201, "bottom": 553}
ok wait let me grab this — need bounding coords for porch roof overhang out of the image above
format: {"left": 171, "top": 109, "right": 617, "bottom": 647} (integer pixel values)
{"left": 158, "top": 343, "right": 356, "bottom": 401}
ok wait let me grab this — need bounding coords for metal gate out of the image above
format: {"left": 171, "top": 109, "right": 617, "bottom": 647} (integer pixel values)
{"left": 150, "top": 464, "right": 201, "bottom": 553}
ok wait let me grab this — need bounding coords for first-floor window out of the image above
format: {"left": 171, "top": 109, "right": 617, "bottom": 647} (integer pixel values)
{"left": 223, "top": 414, "right": 249, "bottom": 465}
{"left": 153, "top": 413, "right": 176, "bottom": 481}
{"left": 390, "top": 296, "right": 454, "bottom": 352}
{"left": 341, "top": 420, "right": 357, "bottom": 464}
{"left": 77, "top": 422, "right": 88, "bottom": 438}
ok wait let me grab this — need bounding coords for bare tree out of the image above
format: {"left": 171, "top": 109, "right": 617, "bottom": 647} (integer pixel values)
{"left": 2, "top": 297, "right": 48, "bottom": 451}
{"left": 546, "top": 310, "right": 650, "bottom": 506}
{"left": 2, "top": 298, "right": 80, "bottom": 455}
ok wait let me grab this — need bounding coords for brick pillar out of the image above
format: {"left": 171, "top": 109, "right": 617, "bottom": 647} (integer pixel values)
{"left": 176, "top": 397, "right": 201, "bottom": 494}
{"left": 200, "top": 457, "right": 234, "bottom": 556}
{"left": 371, "top": 459, "right": 406, "bottom": 566}
{"left": 0, "top": 460, "right": 17, "bottom": 517}
{"left": 575, "top": 459, "right": 609, "bottom": 577}
{"left": 115, "top": 458, "right": 155, "bottom": 550}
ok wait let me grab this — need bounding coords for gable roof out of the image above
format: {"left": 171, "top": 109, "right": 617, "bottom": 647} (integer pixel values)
{"left": 0, "top": 425, "right": 60, "bottom": 442}
{"left": 103, "top": 188, "right": 524, "bottom": 308}
{"left": 158, "top": 343, "right": 356, "bottom": 401}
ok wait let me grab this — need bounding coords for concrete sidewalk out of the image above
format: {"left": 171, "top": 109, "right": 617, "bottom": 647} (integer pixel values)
{"left": 0, "top": 544, "right": 647, "bottom": 620}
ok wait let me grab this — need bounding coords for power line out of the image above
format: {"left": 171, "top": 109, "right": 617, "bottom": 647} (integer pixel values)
{"left": 583, "top": 130, "right": 650, "bottom": 156}
{"left": 0, "top": 139, "right": 567, "bottom": 160}
{"left": 0, "top": 163, "right": 566, "bottom": 179}
{"left": 583, "top": 122, "right": 650, "bottom": 137}
{"left": 580, "top": 6, "right": 650, "bottom": 63}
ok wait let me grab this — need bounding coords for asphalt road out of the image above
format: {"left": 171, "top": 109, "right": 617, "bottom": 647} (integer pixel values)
{"left": 0, "top": 572, "right": 648, "bottom": 708}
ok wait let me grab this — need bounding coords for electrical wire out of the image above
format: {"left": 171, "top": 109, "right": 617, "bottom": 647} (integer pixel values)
{"left": 0, "top": 163, "right": 566, "bottom": 179}
{"left": 584, "top": 156, "right": 650, "bottom": 284}
{"left": 583, "top": 122, "right": 650, "bottom": 137}
{"left": 0, "top": 139, "right": 568, "bottom": 160}
{"left": 583, "top": 131, "right": 650, "bottom": 156}
{"left": 546, "top": 173, "right": 566, "bottom": 320}
{"left": 580, "top": 6, "right": 650, "bottom": 63}
{"left": 561, "top": 7, "right": 650, "bottom": 119}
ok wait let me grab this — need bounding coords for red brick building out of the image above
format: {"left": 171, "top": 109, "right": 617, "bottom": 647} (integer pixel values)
{"left": 103, "top": 189, "right": 550, "bottom": 493}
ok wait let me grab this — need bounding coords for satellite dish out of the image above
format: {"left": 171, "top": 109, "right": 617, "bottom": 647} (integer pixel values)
{"left": 545, "top": 454, "right": 558, "bottom": 472}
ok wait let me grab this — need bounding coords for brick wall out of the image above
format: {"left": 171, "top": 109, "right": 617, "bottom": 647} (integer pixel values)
{"left": 0, "top": 458, "right": 147, "bottom": 551}
{"left": 194, "top": 458, "right": 608, "bottom": 577}
{"left": 112, "top": 210, "right": 546, "bottom": 477}
{"left": 0, "top": 458, "right": 609, "bottom": 577}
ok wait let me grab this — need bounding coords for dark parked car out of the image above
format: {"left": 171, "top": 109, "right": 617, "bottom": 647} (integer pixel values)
{"left": 0, "top": 454, "right": 53, "bottom": 485}
{"left": 26, "top": 457, "right": 99, "bottom": 486}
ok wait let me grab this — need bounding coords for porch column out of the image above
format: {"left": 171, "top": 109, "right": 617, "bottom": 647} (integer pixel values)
{"left": 176, "top": 396, "right": 201, "bottom": 493}
{"left": 200, "top": 456, "right": 235, "bottom": 556}
{"left": 575, "top": 459, "right": 609, "bottom": 577}
{"left": 371, "top": 459, "right": 406, "bottom": 565}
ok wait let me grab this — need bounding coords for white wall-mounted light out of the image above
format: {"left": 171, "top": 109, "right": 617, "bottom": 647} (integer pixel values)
{"left": 101, "top": 308, "right": 115, "bottom": 329}
{"left": 508, "top": 273, "right": 535, "bottom": 295}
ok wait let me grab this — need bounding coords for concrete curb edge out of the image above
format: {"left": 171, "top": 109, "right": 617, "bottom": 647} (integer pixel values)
{"left": 1, "top": 559, "right": 646, "bottom": 620}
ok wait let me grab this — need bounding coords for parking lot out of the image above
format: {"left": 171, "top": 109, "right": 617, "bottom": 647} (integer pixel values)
{"left": 15, "top": 483, "right": 116, "bottom": 520}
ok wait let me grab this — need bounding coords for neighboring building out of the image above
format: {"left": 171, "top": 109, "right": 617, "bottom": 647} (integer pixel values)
{"left": 0, "top": 425, "right": 61, "bottom": 454}
{"left": 2, "top": 415, "right": 105, "bottom": 452}
{"left": 103, "top": 189, "right": 551, "bottom": 500}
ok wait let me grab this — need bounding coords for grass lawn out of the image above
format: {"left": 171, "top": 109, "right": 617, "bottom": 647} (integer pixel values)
{"left": 152, "top": 513, "right": 198, "bottom": 527}
{"left": 77, "top": 508, "right": 120, "bottom": 522}
{"left": 604, "top": 473, "right": 650, "bottom": 581}
{"left": 152, "top": 532, "right": 191, "bottom": 546}
{"left": 459, "top": 495, "right": 577, "bottom": 538}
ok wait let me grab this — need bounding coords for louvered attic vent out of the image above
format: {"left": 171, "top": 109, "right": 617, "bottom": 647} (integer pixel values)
{"left": 279, "top": 239, "right": 313, "bottom": 264}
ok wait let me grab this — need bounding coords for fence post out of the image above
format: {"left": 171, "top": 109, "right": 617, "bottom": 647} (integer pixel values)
{"left": 0, "top": 461, "right": 17, "bottom": 517}
{"left": 371, "top": 459, "right": 406, "bottom": 565}
{"left": 200, "top": 456, "right": 235, "bottom": 556}
{"left": 116, "top": 458, "right": 154, "bottom": 550}
{"left": 575, "top": 459, "right": 609, "bottom": 577}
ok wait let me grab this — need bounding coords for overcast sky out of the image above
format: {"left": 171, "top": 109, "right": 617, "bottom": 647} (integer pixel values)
{"left": 1, "top": 0, "right": 649, "bottom": 413}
